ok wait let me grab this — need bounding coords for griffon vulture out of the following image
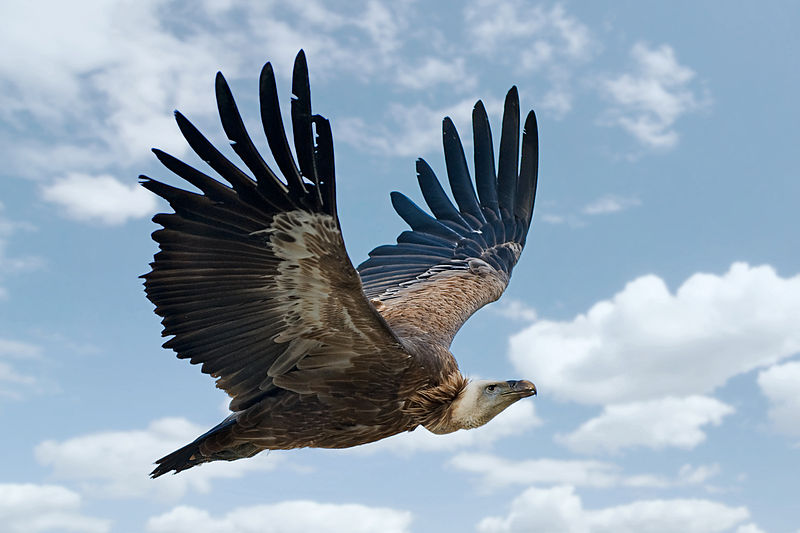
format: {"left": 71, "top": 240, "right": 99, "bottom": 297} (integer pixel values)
{"left": 142, "top": 51, "right": 538, "bottom": 477}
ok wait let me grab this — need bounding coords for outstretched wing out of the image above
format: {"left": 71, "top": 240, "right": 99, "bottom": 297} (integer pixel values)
{"left": 357, "top": 88, "right": 538, "bottom": 347}
{"left": 141, "top": 51, "right": 421, "bottom": 412}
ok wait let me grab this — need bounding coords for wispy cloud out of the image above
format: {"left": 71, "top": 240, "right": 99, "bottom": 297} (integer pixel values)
{"left": 582, "top": 194, "right": 641, "bottom": 215}
{"left": 40, "top": 173, "right": 157, "bottom": 226}
{"left": 451, "top": 452, "right": 721, "bottom": 490}
{"left": 490, "top": 299, "right": 538, "bottom": 322}
{"left": 464, "top": 1, "right": 595, "bottom": 116}
{"left": 337, "top": 97, "right": 503, "bottom": 157}
{"left": 602, "top": 42, "right": 708, "bottom": 148}
{"left": 395, "top": 57, "right": 476, "bottom": 91}
{"left": 465, "top": 1, "right": 593, "bottom": 61}
{"left": 0, "top": 338, "right": 42, "bottom": 400}
{"left": 538, "top": 194, "right": 640, "bottom": 228}
{"left": 0, "top": 203, "right": 42, "bottom": 298}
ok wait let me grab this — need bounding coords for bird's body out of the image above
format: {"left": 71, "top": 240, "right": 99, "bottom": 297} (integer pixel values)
{"left": 142, "top": 51, "right": 539, "bottom": 478}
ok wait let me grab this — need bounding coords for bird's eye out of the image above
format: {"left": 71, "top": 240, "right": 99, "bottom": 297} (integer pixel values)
{"left": 486, "top": 385, "right": 496, "bottom": 393}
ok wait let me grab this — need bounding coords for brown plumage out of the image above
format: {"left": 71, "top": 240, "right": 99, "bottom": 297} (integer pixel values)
{"left": 142, "top": 51, "right": 539, "bottom": 478}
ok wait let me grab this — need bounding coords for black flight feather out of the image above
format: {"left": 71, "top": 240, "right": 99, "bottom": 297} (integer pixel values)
{"left": 443, "top": 117, "right": 485, "bottom": 224}
{"left": 358, "top": 84, "right": 538, "bottom": 300}
{"left": 290, "top": 51, "right": 323, "bottom": 210}
{"left": 259, "top": 62, "right": 306, "bottom": 196}
{"left": 472, "top": 100, "right": 499, "bottom": 219}
{"left": 496, "top": 87, "right": 520, "bottom": 217}
{"left": 416, "top": 159, "right": 469, "bottom": 227}
{"left": 214, "top": 72, "right": 290, "bottom": 205}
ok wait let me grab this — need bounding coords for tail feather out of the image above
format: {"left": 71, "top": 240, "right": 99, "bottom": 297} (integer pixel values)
{"left": 150, "top": 416, "right": 238, "bottom": 478}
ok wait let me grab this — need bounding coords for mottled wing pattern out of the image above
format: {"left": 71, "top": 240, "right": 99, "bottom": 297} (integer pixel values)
{"left": 141, "top": 52, "right": 418, "bottom": 412}
{"left": 357, "top": 89, "right": 538, "bottom": 346}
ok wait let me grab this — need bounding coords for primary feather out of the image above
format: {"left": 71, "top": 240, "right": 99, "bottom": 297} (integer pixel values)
{"left": 142, "top": 51, "right": 539, "bottom": 478}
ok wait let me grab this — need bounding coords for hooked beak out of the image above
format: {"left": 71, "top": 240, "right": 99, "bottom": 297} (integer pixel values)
{"left": 504, "top": 379, "right": 537, "bottom": 398}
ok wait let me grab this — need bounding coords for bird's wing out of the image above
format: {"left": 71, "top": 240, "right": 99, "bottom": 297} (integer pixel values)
{"left": 141, "top": 52, "right": 422, "bottom": 412}
{"left": 357, "top": 88, "right": 538, "bottom": 347}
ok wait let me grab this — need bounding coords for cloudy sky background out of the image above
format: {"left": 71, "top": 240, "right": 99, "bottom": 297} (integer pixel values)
{"left": 2, "top": 1, "right": 799, "bottom": 532}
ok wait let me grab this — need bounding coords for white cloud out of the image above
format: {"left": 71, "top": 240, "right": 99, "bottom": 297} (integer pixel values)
{"left": 464, "top": 1, "right": 593, "bottom": 116}
{"left": 35, "top": 417, "right": 283, "bottom": 499}
{"left": 147, "top": 501, "right": 413, "bottom": 533}
{"left": 0, "top": 337, "right": 42, "bottom": 399}
{"left": 490, "top": 299, "right": 538, "bottom": 322}
{"left": 41, "top": 173, "right": 157, "bottom": 225}
{"left": 556, "top": 396, "right": 734, "bottom": 453}
{"left": 735, "top": 523, "right": 767, "bottom": 533}
{"left": 0, "top": 338, "right": 41, "bottom": 358}
{"left": 757, "top": 360, "right": 800, "bottom": 438}
{"left": 451, "top": 453, "right": 627, "bottom": 489}
{"left": 0, "top": 203, "right": 42, "bottom": 298}
{"left": 540, "top": 212, "right": 587, "bottom": 228}
{"left": 0, "top": 483, "right": 110, "bottom": 533}
{"left": 337, "top": 97, "right": 503, "bottom": 157}
{"left": 603, "top": 42, "right": 707, "bottom": 148}
{"left": 582, "top": 194, "right": 641, "bottom": 215}
{"left": 350, "top": 401, "right": 539, "bottom": 455}
{"left": 395, "top": 57, "right": 476, "bottom": 91}
{"left": 677, "top": 463, "right": 721, "bottom": 485}
{"left": 450, "top": 452, "right": 719, "bottom": 490}
{"left": 478, "top": 485, "right": 750, "bottom": 533}
{"left": 465, "top": 1, "right": 592, "bottom": 61}
{"left": 510, "top": 263, "right": 800, "bottom": 405}
{"left": 0, "top": 0, "right": 416, "bottom": 184}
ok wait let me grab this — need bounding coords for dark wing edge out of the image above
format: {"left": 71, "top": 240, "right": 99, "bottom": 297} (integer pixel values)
{"left": 357, "top": 88, "right": 538, "bottom": 345}
{"left": 140, "top": 51, "right": 416, "bottom": 412}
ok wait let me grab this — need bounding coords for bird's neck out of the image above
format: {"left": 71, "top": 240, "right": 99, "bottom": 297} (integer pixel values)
{"left": 405, "top": 372, "right": 469, "bottom": 434}
{"left": 424, "top": 380, "right": 491, "bottom": 434}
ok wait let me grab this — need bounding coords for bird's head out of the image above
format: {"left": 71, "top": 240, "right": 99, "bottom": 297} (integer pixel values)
{"left": 431, "top": 378, "right": 537, "bottom": 434}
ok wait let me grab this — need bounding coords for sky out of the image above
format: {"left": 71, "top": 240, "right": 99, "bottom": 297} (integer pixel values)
{"left": 1, "top": 1, "right": 799, "bottom": 532}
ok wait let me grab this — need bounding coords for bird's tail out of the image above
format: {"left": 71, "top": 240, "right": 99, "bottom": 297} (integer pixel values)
{"left": 151, "top": 415, "right": 253, "bottom": 478}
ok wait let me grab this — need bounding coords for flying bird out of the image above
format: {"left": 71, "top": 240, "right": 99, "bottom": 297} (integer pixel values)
{"left": 142, "top": 51, "right": 539, "bottom": 478}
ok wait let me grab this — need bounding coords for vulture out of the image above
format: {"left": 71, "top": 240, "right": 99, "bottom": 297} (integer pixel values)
{"left": 142, "top": 51, "right": 539, "bottom": 478}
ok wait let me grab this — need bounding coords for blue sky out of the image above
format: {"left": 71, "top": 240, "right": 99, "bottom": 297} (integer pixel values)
{"left": 1, "top": 1, "right": 799, "bottom": 532}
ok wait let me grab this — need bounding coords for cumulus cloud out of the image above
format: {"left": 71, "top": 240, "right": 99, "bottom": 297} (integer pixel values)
{"left": 582, "top": 194, "right": 641, "bottom": 215}
{"left": 450, "top": 452, "right": 719, "bottom": 490}
{"left": 602, "top": 42, "right": 707, "bottom": 148}
{"left": 0, "top": 483, "right": 110, "bottom": 533}
{"left": 510, "top": 263, "right": 800, "bottom": 405}
{"left": 757, "top": 360, "right": 800, "bottom": 438}
{"left": 556, "top": 396, "right": 734, "bottom": 453}
{"left": 146, "top": 501, "right": 413, "bottom": 533}
{"left": 35, "top": 417, "right": 283, "bottom": 499}
{"left": 350, "top": 401, "right": 539, "bottom": 455}
{"left": 41, "top": 173, "right": 157, "bottom": 225}
{"left": 477, "top": 485, "right": 750, "bottom": 533}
